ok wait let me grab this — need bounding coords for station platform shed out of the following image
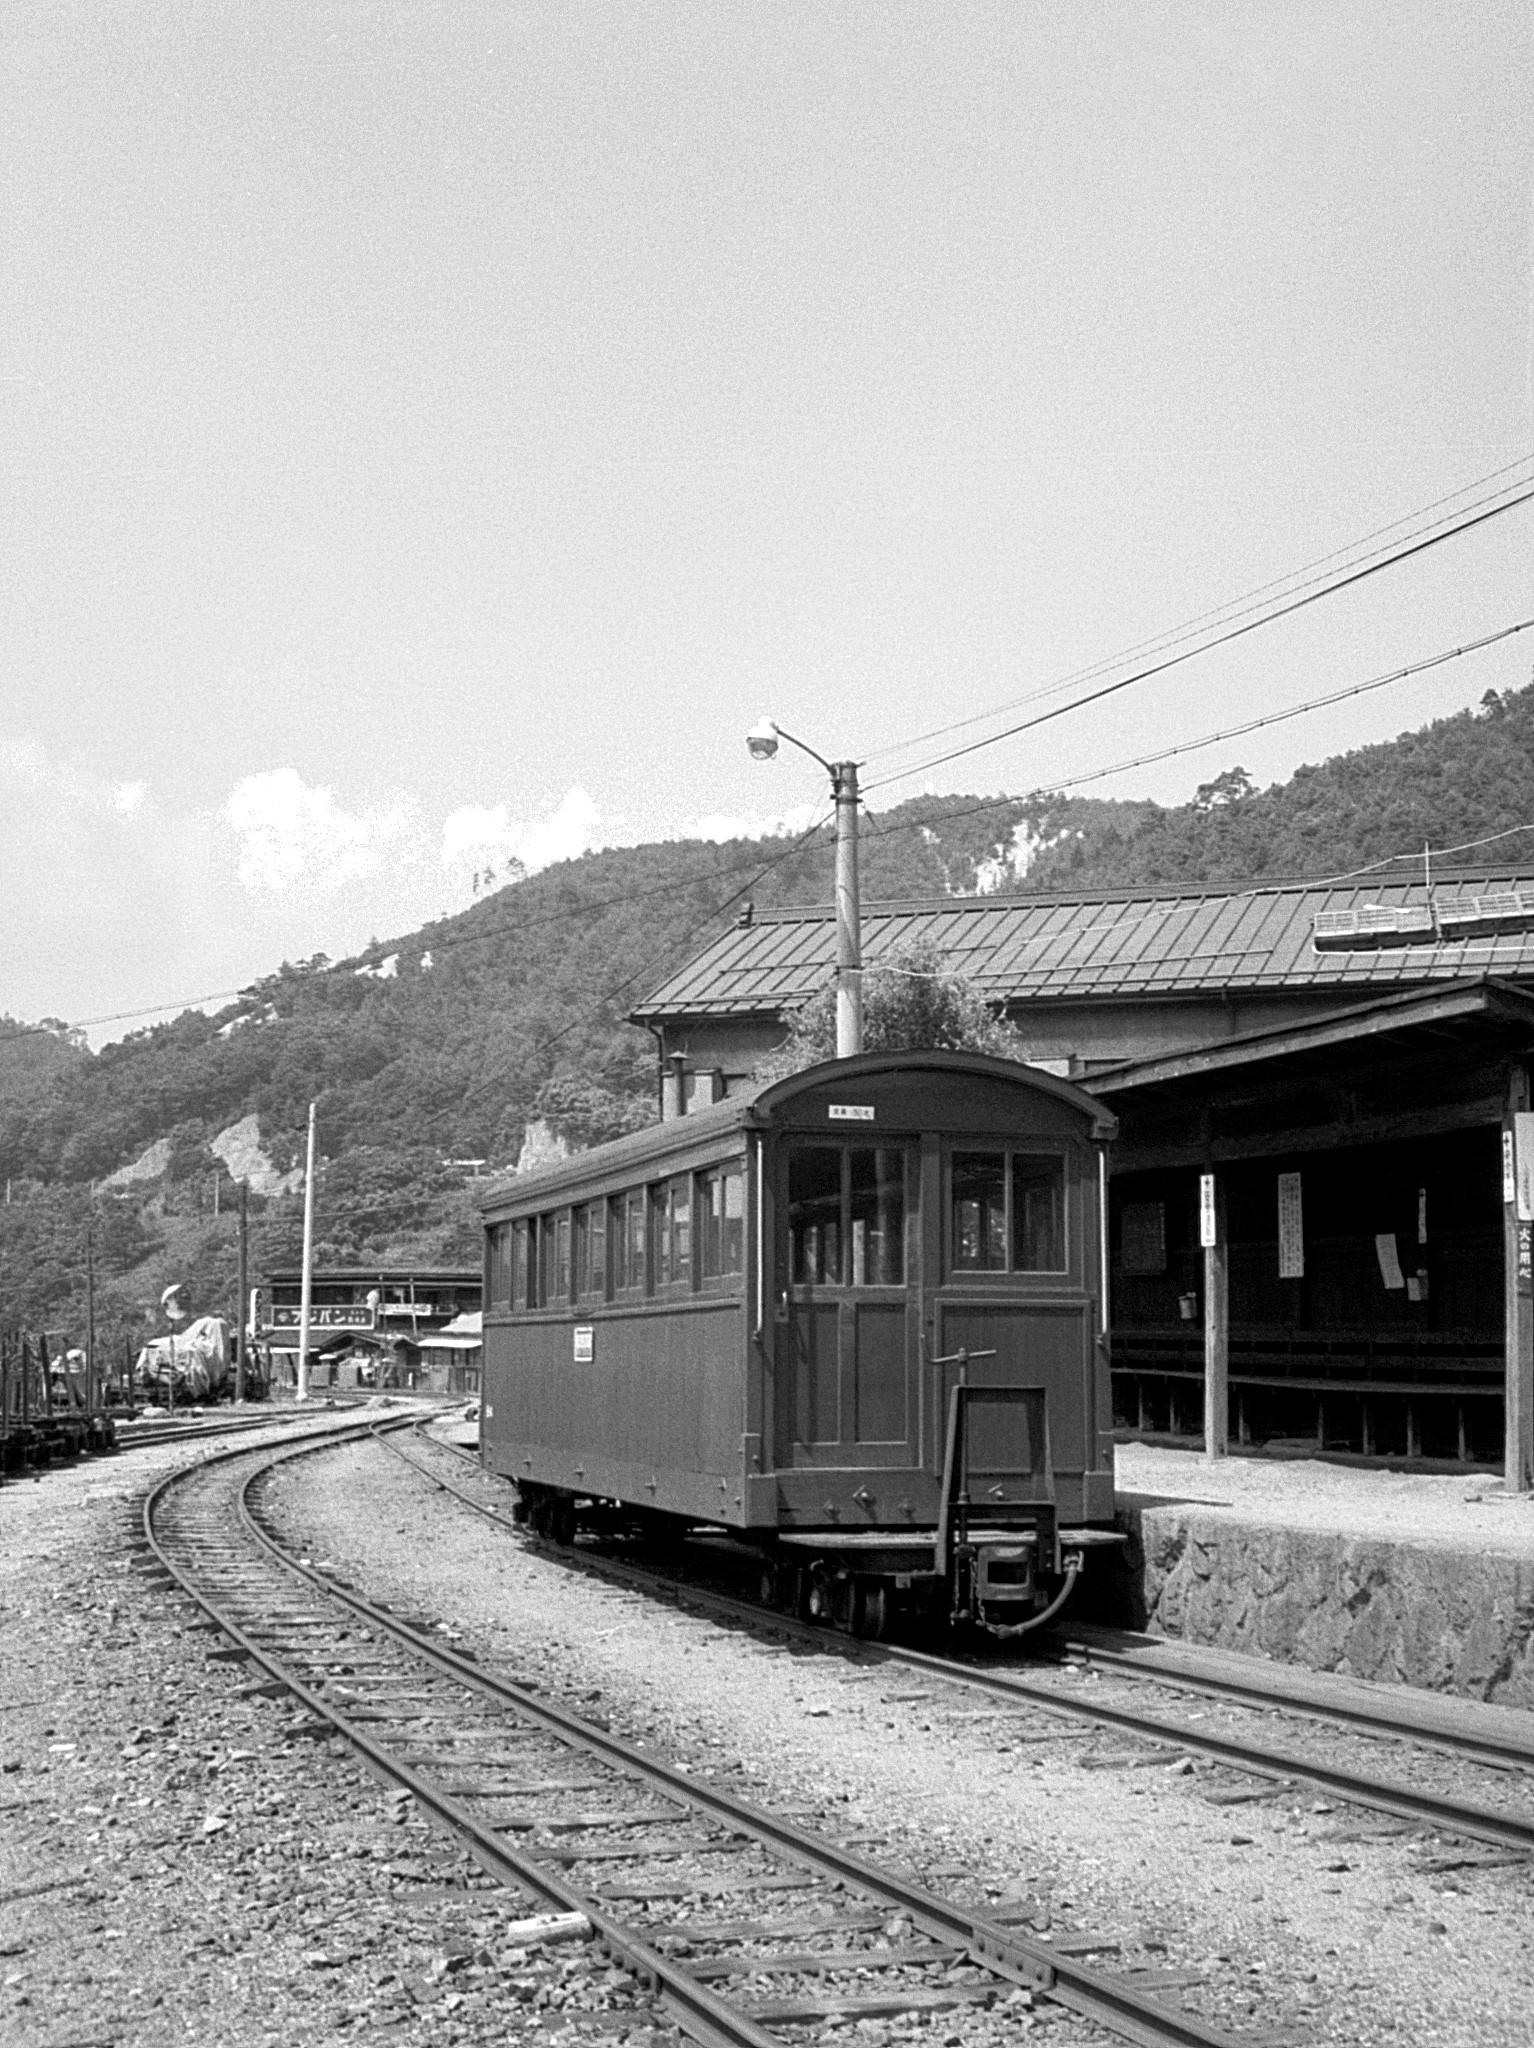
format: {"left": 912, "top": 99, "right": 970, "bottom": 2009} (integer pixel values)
{"left": 633, "top": 867, "right": 1534, "bottom": 1489}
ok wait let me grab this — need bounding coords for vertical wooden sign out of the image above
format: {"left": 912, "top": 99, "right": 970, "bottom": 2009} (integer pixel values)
{"left": 1277, "top": 1171, "right": 1304, "bottom": 1280}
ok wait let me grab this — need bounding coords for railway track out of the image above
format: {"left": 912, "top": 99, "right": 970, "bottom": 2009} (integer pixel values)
{"left": 393, "top": 1422, "right": 1534, "bottom": 1861}
{"left": 139, "top": 1417, "right": 1261, "bottom": 2048}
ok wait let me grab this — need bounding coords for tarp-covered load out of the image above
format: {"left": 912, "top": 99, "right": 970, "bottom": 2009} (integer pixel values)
{"left": 134, "top": 1316, "right": 231, "bottom": 1401}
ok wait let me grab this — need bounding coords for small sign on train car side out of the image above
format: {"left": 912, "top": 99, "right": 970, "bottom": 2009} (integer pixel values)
{"left": 573, "top": 1326, "right": 594, "bottom": 1363}
{"left": 829, "top": 1104, "right": 875, "bottom": 1122}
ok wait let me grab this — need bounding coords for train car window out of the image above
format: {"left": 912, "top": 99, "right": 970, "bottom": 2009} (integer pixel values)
{"left": 849, "top": 1147, "right": 904, "bottom": 1285}
{"left": 653, "top": 1175, "right": 693, "bottom": 1289}
{"left": 513, "top": 1221, "right": 529, "bottom": 1308}
{"left": 612, "top": 1190, "right": 645, "bottom": 1292}
{"left": 789, "top": 1146, "right": 843, "bottom": 1285}
{"left": 701, "top": 1164, "right": 746, "bottom": 1280}
{"left": 487, "top": 1223, "right": 514, "bottom": 1307}
{"left": 1012, "top": 1154, "right": 1065, "bottom": 1271}
{"left": 576, "top": 1202, "right": 607, "bottom": 1299}
{"left": 555, "top": 1211, "right": 573, "bottom": 1302}
{"left": 536, "top": 1216, "right": 554, "bottom": 1305}
{"left": 952, "top": 1152, "right": 1008, "bottom": 1270}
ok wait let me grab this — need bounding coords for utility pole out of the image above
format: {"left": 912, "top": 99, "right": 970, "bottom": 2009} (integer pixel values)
{"left": 746, "top": 719, "right": 864, "bottom": 1058}
{"left": 236, "top": 1180, "right": 249, "bottom": 1405}
{"left": 832, "top": 760, "right": 863, "bottom": 1059}
{"left": 297, "top": 1102, "right": 317, "bottom": 1402}
{"left": 85, "top": 1220, "right": 97, "bottom": 1420}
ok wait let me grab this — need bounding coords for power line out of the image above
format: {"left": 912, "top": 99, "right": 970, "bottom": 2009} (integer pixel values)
{"left": 1038, "top": 615, "right": 1534, "bottom": 801}
{"left": 862, "top": 478, "right": 1534, "bottom": 795}
{"left": 863, "top": 454, "right": 1534, "bottom": 771}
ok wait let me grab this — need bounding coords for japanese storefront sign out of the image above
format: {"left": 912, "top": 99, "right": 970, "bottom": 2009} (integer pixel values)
{"left": 1277, "top": 1171, "right": 1304, "bottom": 1279}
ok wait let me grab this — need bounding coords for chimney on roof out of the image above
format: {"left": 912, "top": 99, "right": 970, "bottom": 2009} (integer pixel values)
{"left": 737, "top": 900, "right": 754, "bottom": 928}
{"left": 663, "top": 1052, "right": 689, "bottom": 1122}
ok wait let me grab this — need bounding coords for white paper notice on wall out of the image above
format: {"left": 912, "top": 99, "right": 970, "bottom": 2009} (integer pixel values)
{"left": 1375, "top": 1234, "right": 1405, "bottom": 1291}
{"left": 1277, "top": 1171, "right": 1304, "bottom": 1279}
{"left": 1199, "top": 1173, "right": 1217, "bottom": 1248}
{"left": 573, "top": 1325, "right": 594, "bottom": 1363}
{"left": 1516, "top": 1112, "right": 1534, "bottom": 1222}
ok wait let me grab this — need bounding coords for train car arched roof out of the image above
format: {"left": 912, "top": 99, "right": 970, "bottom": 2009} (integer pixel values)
{"left": 481, "top": 1051, "right": 1115, "bottom": 1219}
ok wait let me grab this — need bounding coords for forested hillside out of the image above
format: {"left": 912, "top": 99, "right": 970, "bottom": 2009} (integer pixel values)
{"left": 4, "top": 676, "right": 1533, "bottom": 1355}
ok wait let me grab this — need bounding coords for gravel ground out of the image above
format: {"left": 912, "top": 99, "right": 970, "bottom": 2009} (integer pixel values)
{"left": 0, "top": 1423, "right": 682, "bottom": 2048}
{"left": 8, "top": 1424, "right": 1534, "bottom": 2047}
{"left": 268, "top": 1432, "right": 1534, "bottom": 2047}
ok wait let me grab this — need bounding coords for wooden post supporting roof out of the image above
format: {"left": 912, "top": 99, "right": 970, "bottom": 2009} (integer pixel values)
{"left": 1202, "top": 1170, "right": 1228, "bottom": 1462}
{"left": 1504, "top": 1063, "right": 1534, "bottom": 1493}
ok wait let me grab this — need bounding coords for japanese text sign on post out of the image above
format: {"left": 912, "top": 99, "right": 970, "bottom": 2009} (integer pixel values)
{"left": 1515, "top": 1112, "right": 1534, "bottom": 1223}
{"left": 1199, "top": 1173, "right": 1217, "bottom": 1249}
{"left": 1277, "top": 1171, "right": 1304, "bottom": 1279}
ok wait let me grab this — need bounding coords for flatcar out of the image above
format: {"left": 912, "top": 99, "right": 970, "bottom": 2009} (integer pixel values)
{"left": 479, "top": 1050, "right": 1120, "bottom": 1637}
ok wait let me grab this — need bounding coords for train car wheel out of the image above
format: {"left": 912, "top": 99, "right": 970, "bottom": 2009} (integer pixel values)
{"left": 851, "top": 1579, "right": 891, "bottom": 1642}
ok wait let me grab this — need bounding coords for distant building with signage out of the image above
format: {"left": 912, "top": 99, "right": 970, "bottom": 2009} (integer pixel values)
{"left": 256, "top": 1268, "right": 481, "bottom": 1393}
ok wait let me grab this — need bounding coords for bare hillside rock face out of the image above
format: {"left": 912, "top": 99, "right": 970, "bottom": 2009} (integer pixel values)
{"left": 209, "top": 1114, "right": 300, "bottom": 1196}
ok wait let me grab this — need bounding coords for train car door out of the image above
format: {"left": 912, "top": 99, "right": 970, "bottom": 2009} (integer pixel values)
{"left": 773, "top": 1138, "right": 919, "bottom": 1470}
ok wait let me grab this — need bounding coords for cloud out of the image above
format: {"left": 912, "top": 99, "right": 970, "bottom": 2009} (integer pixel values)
{"left": 661, "top": 801, "right": 826, "bottom": 845}
{"left": 442, "top": 786, "right": 602, "bottom": 877}
{"left": 225, "top": 768, "right": 421, "bottom": 893}
{"left": 1, "top": 733, "right": 157, "bottom": 820}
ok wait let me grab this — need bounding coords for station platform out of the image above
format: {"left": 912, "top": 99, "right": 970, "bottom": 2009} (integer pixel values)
{"left": 1108, "top": 1443, "right": 1534, "bottom": 1710}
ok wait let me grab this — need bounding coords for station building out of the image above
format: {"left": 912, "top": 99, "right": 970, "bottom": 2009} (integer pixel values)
{"left": 632, "top": 869, "right": 1534, "bottom": 1482}
{"left": 257, "top": 1267, "right": 481, "bottom": 1392}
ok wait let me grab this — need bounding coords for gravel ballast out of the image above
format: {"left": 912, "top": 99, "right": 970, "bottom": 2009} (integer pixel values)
{"left": 7, "top": 1421, "right": 1534, "bottom": 2045}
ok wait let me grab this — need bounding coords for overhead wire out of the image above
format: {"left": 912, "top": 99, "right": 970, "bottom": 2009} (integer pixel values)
{"left": 862, "top": 454, "right": 1534, "bottom": 772}
{"left": 862, "top": 477, "right": 1534, "bottom": 795}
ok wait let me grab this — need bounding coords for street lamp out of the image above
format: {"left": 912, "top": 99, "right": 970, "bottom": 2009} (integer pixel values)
{"left": 747, "top": 716, "right": 863, "bottom": 1059}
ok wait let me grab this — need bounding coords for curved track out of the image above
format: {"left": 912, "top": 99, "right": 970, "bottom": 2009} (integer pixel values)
{"left": 140, "top": 1418, "right": 1258, "bottom": 2048}
{"left": 394, "top": 1424, "right": 1534, "bottom": 1860}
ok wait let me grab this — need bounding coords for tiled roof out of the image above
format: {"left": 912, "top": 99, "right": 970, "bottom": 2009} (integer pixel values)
{"left": 631, "top": 870, "right": 1534, "bottom": 1020}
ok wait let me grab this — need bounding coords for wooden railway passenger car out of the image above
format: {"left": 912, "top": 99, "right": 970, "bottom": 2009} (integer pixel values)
{"left": 480, "top": 1052, "right": 1120, "bottom": 1635}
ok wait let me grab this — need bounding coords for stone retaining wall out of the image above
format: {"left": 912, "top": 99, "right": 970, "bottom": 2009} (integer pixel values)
{"left": 1105, "top": 1499, "right": 1534, "bottom": 1709}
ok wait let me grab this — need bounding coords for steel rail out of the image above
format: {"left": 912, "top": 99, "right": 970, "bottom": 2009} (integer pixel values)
{"left": 229, "top": 1436, "right": 1254, "bottom": 2048}
{"left": 1051, "top": 1629, "right": 1534, "bottom": 1777}
{"left": 392, "top": 1426, "right": 1534, "bottom": 1858}
{"left": 143, "top": 1425, "right": 778, "bottom": 2048}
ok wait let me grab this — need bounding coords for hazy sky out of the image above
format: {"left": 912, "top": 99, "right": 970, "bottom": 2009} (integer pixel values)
{"left": 4, "top": 3, "right": 1532, "bottom": 1038}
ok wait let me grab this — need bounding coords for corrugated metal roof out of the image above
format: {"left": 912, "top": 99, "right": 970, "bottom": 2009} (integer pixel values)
{"left": 632, "top": 870, "right": 1534, "bottom": 1020}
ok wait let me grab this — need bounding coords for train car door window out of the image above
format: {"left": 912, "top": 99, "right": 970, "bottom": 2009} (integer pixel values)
{"left": 513, "top": 1221, "right": 529, "bottom": 1308}
{"left": 849, "top": 1147, "right": 905, "bottom": 1285}
{"left": 1012, "top": 1154, "right": 1065, "bottom": 1271}
{"left": 789, "top": 1146, "right": 843, "bottom": 1283}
